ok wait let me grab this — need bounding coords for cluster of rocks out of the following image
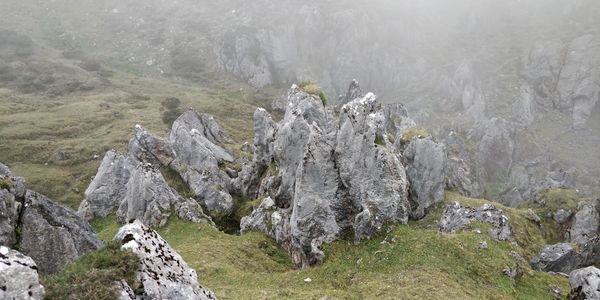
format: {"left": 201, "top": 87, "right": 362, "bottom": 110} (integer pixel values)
{"left": 530, "top": 198, "right": 600, "bottom": 275}
{"left": 77, "top": 112, "right": 226, "bottom": 227}
{"left": 438, "top": 201, "right": 512, "bottom": 241}
{"left": 0, "top": 162, "right": 104, "bottom": 299}
{"left": 239, "top": 81, "right": 447, "bottom": 267}
{"left": 1, "top": 161, "right": 217, "bottom": 299}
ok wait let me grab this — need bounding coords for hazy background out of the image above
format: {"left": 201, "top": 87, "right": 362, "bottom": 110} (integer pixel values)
{"left": 0, "top": 0, "right": 598, "bottom": 206}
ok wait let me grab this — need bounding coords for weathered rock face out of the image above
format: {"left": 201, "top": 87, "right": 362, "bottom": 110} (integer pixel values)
{"left": 569, "top": 266, "right": 600, "bottom": 300}
{"left": 20, "top": 190, "right": 103, "bottom": 274}
{"left": 523, "top": 35, "right": 600, "bottom": 129}
{"left": 240, "top": 197, "right": 291, "bottom": 252}
{"left": 235, "top": 108, "right": 278, "bottom": 199}
{"left": 0, "top": 246, "right": 45, "bottom": 300}
{"left": 114, "top": 221, "right": 216, "bottom": 300}
{"left": 530, "top": 243, "right": 579, "bottom": 273}
{"left": 1, "top": 163, "right": 102, "bottom": 274}
{"left": 570, "top": 200, "right": 600, "bottom": 244}
{"left": 473, "top": 118, "right": 515, "bottom": 185}
{"left": 78, "top": 150, "right": 133, "bottom": 220}
{"left": 383, "top": 102, "right": 416, "bottom": 136}
{"left": 336, "top": 92, "right": 410, "bottom": 239}
{"left": 117, "top": 164, "right": 181, "bottom": 228}
{"left": 0, "top": 189, "right": 20, "bottom": 246}
{"left": 403, "top": 136, "right": 448, "bottom": 219}
{"left": 169, "top": 111, "right": 234, "bottom": 215}
{"left": 439, "top": 202, "right": 512, "bottom": 241}
{"left": 128, "top": 125, "right": 174, "bottom": 166}
{"left": 81, "top": 118, "right": 223, "bottom": 227}
{"left": 290, "top": 130, "right": 343, "bottom": 267}
{"left": 444, "top": 134, "right": 484, "bottom": 198}
{"left": 238, "top": 82, "right": 418, "bottom": 267}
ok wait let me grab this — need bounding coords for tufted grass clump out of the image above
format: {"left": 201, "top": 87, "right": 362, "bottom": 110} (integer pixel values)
{"left": 0, "top": 178, "right": 13, "bottom": 190}
{"left": 43, "top": 240, "right": 140, "bottom": 300}
{"left": 299, "top": 80, "right": 328, "bottom": 106}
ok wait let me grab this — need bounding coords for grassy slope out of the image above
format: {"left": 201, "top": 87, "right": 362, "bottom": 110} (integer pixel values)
{"left": 0, "top": 63, "right": 274, "bottom": 209}
{"left": 92, "top": 193, "right": 568, "bottom": 300}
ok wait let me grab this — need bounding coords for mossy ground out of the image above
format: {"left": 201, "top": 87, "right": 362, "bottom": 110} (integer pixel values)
{"left": 88, "top": 192, "right": 568, "bottom": 300}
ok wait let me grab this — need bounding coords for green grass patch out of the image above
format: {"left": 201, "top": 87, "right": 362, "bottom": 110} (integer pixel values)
{"left": 80, "top": 195, "right": 568, "bottom": 299}
{"left": 90, "top": 214, "right": 122, "bottom": 242}
{"left": 374, "top": 134, "right": 386, "bottom": 146}
{"left": 43, "top": 241, "right": 140, "bottom": 300}
{"left": 299, "top": 80, "right": 327, "bottom": 106}
{"left": 400, "top": 127, "right": 430, "bottom": 141}
{"left": 0, "top": 177, "right": 13, "bottom": 190}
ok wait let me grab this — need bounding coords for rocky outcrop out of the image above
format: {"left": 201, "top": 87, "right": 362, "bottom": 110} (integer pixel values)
{"left": 80, "top": 117, "right": 223, "bottom": 227}
{"left": 240, "top": 197, "right": 291, "bottom": 252}
{"left": 1, "top": 163, "right": 103, "bottom": 274}
{"left": 403, "top": 136, "right": 448, "bottom": 219}
{"left": 530, "top": 243, "right": 579, "bottom": 273}
{"left": 0, "top": 246, "right": 45, "bottom": 300}
{"left": 20, "top": 190, "right": 103, "bottom": 274}
{"left": 117, "top": 164, "right": 182, "bottom": 228}
{"left": 569, "top": 266, "right": 600, "bottom": 300}
{"left": 78, "top": 150, "right": 133, "bottom": 220}
{"left": 439, "top": 202, "right": 512, "bottom": 241}
{"left": 531, "top": 237, "right": 600, "bottom": 273}
{"left": 235, "top": 108, "right": 278, "bottom": 199}
{"left": 472, "top": 117, "right": 515, "bottom": 185}
{"left": 570, "top": 200, "right": 600, "bottom": 244}
{"left": 169, "top": 111, "right": 234, "bottom": 215}
{"left": 523, "top": 35, "right": 600, "bottom": 129}
{"left": 337, "top": 92, "right": 411, "bottom": 239}
{"left": 114, "top": 221, "right": 216, "bottom": 300}
{"left": 237, "top": 81, "right": 434, "bottom": 267}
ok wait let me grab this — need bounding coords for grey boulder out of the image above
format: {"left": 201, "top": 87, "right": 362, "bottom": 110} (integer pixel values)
{"left": 115, "top": 221, "right": 216, "bottom": 300}
{"left": 78, "top": 150, "right": 133, "bottom": 220}
{"left": 569, "top": 266, "right": 600, "bottom": 300}
{"left": 0, "top": 246, "right": 45, "bottom": 300}
{"left": 20, "top": 190, "right": 103, "bottom": 274}
{"left": 403, "top": 136, "right": 447, "bottom": 219}
{"left": 530, "top": 243, "right": 579, "bottom": 273}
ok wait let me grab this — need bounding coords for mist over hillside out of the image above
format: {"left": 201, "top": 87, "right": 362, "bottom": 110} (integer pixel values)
{"left": 1, "top": 1, "right": 600, "bottom": 299}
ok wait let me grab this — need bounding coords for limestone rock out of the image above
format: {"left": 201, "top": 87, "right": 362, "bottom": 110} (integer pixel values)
{"left": 114, "top": 221, "right": 216, "bottom": 300}
{"left": 21, "top": 190, "right": 103, "bottom": 274}
{"left": 439, "top": 202, "right": 512, "bottom": 241}
{"left": 117, "top": 164, "right": 182, "bottom": 228}
{"left": 336, "top": 92, "right": 410, "bottom": 239}
{"left": 383, "top": 102, "right": 416, "bottom": 137}
{"left": 240, "top": 197, "right": 291, "bottom": 252}
{"left": 403, "top": 136, "right": 448, "bottom": 219}
{"left": 0, "top": 189, "right": 20, "bottom": 246}
{"left": 169, "top": 110, "right": 234, "bottom": 215}
{"left": 570, "top": 200, "right": 600, "bottom": 244}
{"left": 530, "top": 243, "right": 579, "bottom": 273}
{"left": 0, "top": 246, "right": 45, "bottom": 300}
{"left": 474, "top": 118, "right": 515, "bottom": 185}
{"left": 570, "top": 266, "right": 600, "bottom": 300}
{"left": 128, "top": 125, "right": 174, "bottom": 166}
{"left": 290, "top": 129, "right": 343, "bottom": 267}
{"left": 78, "top": 150, "right": 133, "bottom": 220}
{"left": 236, "top": 108, "right": 278, "bottom": 199}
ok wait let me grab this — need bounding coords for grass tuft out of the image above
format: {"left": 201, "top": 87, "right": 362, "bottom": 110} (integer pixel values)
{"left": 43, "top": 241, "right": 140, "bottom": 300}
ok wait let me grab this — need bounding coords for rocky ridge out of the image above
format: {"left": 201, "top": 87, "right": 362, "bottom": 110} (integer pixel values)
{"left": 0, "top": 162, "right": 102, "bottom": 274}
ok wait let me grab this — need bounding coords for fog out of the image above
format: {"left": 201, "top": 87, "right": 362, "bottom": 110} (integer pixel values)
{"left": 0, "top": 0, "right": 599, "bottom": 202}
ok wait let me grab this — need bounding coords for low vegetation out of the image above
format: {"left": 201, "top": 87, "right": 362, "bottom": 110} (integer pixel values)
{"left": 400, "top": 127, "right": 430, "bottom": 141}
{"left": 299, "top": 80, "right": 328, "bottom": 106}
{"left": 43, "top": 241, "right": 140, "bottom": 300}
{"left": 84, "top": 192, "right": 568, "bottom": 299}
